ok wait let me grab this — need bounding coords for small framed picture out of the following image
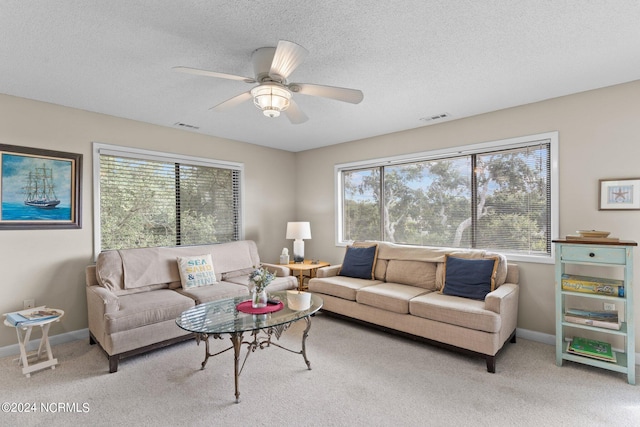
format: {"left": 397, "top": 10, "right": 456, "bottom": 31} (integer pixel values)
{"left": 599, "top": 178, "right": 640, "bottom": 210}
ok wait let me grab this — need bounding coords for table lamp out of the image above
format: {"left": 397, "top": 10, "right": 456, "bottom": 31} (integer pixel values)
{"left": 286, "top": 221, "right": 311, "bottom": 263}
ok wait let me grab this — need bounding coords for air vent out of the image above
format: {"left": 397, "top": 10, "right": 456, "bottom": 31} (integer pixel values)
{"left": 419, "top": 113, "right": 451, "bottom": 123}
{"left": 174, "top": 122, "right": 200, "bottom": 130}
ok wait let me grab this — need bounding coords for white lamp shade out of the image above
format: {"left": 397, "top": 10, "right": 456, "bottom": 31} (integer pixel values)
{"left": 251, "top": 84, "right": 291, "bottom": 118}
{"left": 286, "top": 222, "right": 311, "bottom": 240}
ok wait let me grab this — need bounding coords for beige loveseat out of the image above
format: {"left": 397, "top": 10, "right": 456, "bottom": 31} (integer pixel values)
{"left": 308, "top": 241, "right": 519, "bottom": 372}
{"left": 85, "top": 240, "right": 297, "bottom": 372}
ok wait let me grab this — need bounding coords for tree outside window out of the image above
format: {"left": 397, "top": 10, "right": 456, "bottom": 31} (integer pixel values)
{"left": 339, "top": 140, "right": 551, "bottom": 257}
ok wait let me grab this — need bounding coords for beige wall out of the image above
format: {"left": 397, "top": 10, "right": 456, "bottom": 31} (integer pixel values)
{"left": 296, "top": 80, "right": 640, "bottom": 351}
{"left": 2, "top": 80, "right": 640, "bottom": 352}
{"left": 0, "top": 94, "right": 297, "bottom": 347}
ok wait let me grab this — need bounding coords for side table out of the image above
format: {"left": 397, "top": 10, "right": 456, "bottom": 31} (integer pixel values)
{"left": 3, "top": 306, "right": 64, "bottom": 377}
{"left": 284, "top": 260, "right": 330, "bottom": 290}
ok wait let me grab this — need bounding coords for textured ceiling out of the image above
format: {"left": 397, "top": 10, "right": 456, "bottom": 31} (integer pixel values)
{"left": 2, "top": 1, "right": 640, "bottom": 152}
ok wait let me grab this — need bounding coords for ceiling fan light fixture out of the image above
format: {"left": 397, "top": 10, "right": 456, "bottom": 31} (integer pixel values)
{"left": 251, "top": 84, "right": 291, "bottom": 118}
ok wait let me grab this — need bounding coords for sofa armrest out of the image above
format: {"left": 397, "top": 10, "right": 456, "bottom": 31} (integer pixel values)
{"left": 86, "top": 265, "right": 99, "bottom": 287}
{"left": 261, "top": 263, "right": 291, "bottom": 277}
{"left": 485, "top": 282, "right": 519, "bottom": 316}
{"left": 317, "top": 264, "right": 341, "bottom": 278}
{"left": 87, "top": 285, "right": 120, "bottom": 315}
{"left": 86, "top": 284, "right": 119, "bottom": 345}
{"left": 505, "top": 263, "right": 519, "bottom": 285}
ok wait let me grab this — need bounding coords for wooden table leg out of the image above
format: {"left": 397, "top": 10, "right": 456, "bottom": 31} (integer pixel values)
{"left": 15, "top": 323, "right": 58, "bottom": 377}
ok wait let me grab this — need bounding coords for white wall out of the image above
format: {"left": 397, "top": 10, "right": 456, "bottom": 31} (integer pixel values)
{"left": 295, "top": 80, "right": 640, "bottom": 351}
{"left": 0, "top": 94, "right": 297, "bottom": 347}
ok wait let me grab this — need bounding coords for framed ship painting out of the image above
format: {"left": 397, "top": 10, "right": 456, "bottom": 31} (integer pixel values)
{"left": 0, "top": 144, "right": 82, "bottom": 229}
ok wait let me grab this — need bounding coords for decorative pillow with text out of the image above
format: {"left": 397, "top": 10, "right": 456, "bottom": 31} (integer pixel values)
{"left": 177, "top": 254, "right": 217, "bottom": 290}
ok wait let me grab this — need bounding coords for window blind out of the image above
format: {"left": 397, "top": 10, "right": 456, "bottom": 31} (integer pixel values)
{"left": 97, "top": 148, "right": 242, "bottom": 252}
{"left": 337, "top": 135, "right": 554, "bottom": 258}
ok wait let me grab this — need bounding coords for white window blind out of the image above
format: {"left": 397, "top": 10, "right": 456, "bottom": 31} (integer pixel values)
{"left": 336, "top": 132, "right": 557, "bottom": 261}
{"left": 94, "top": 144, "right": 243, "bottom": 253}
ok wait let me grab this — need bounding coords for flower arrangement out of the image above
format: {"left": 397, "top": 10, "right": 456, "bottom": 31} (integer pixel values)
{"left": 249, "top": 266, "right": 276, "bottom": 292}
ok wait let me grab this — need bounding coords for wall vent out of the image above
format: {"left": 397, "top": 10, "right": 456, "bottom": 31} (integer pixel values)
{"left": 174, "top": 122, "right": 200, "bottom": 130}
{"left": 419, "top": 113, "right": 451, "bottom": 123}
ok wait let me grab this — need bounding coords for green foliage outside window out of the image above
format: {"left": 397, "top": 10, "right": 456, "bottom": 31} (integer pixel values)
{"left": 341, "top": 143, "right": 550, "bottom": 256}
{"left": 99, "top": 155, "right": 240, "bottom": 251}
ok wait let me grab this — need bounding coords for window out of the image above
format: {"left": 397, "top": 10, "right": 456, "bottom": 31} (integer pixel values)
{"left": 336, "top": 132, "right": 558, "bottom": 262}
{"left": 93, "top": 143, "right": 243, "bottom": 254}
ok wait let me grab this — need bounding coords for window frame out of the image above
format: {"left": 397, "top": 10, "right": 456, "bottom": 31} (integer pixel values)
{"left": 335, "top": 131, "right": 559, "bottom": 264}
{"left": 92, "top": 142, "right": 245, "bottom": 258}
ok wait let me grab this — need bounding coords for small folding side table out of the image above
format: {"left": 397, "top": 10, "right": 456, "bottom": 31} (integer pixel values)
{"left": 3, "top": 307, "right": 64, "bottom": 377}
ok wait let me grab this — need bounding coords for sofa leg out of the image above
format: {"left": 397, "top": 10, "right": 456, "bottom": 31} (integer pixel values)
{"left": 510, "top": 334, "right": 517, "bottom": 344}
{"left": 486, "top": 356, "right": 496, "bottom": 373}
{"left": 89, "top": 335, "right": 96, "bottom": 345}
{"left": 109, "top": 356, "right": 119, "bottom": 373}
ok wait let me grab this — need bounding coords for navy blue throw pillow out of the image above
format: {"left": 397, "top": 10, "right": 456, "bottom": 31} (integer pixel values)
{"left": 339, "top": 245, "right": 377, "bottom": 279}
{"left": 442, "top": 256, "right": 498, "bottom": 300}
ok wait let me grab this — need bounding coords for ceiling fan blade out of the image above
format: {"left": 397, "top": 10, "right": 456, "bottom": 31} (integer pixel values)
{"left": 291, "top": 83, "right": 364, "bottom": 104}
{"left": 173, "top": 66, "right": 255, "bottom": 83}
{"left": 284, "top": 99, "right": 308, "bottom": 124}
{"left": 269, "top": 40, "right": 309, "bottom": 80}
{"left": 210, "top": 91, "right": 253, "bottom": 112}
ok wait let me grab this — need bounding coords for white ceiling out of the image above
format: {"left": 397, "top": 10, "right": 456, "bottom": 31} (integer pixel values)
{"left": 2, "top": 1, "right": 640, "bottom": 152}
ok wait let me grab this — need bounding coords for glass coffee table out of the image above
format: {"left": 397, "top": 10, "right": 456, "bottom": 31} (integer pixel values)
{"left": 176, "top": 290, "right": 323, "bottom": 403}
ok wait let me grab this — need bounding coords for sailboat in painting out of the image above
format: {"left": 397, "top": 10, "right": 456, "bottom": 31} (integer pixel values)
{"left": 23, "top": 164, "right": 60, "bottom": 208}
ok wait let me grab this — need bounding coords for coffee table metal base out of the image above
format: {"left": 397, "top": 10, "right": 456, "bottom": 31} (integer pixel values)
{"left": 196, "top": 316, "right": 313, "bottom": 403}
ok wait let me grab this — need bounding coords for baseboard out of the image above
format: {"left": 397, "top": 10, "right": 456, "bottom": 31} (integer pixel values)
{"left": 2, "top": 327, "right": 638, "bottom": 366}
{"left": 516, "top": 327, "right": 556, "bottom": 346}
{"left": 0, "top": 328, "right": 89, "bottom": 358}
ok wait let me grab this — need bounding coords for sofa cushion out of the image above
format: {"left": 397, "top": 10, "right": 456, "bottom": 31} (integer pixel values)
{"left": 208, "top": 240, "right": 261, "bottom": 275}
{"left": 224, "top": 275, "right": 298, "bottom": 292}
{"left": 104, "top": 289, "right": 194, "bottom": 334}
{"left": 356, "top": 283, "right": 431, "bottom": 314}
{"left": 484, "top": 251, "right": 508, "bottom": 286}
{"left": 177, "top": 254, "right": 217, "bottom": 289}
{"left": 441, "top": 256, "right": 498, "bottom": 300}
{"left": 95, "top": 249, "right": 168, "bottom": 296}
{"left": 409, "top": 292, "right": 501, "bottom": 333}
{"left": 385, "top": 260, "right": 437, "bottom": 290}
{"left": 95, "top": 241, "right": 262, "bottom": 294}
{"left": 308, "top": 276, "right": 382, "bottom": 301}
{"left": 221, "top": 267, "right": 255, "bottom": 280}
{"left": 339, "top": 245, "right": 378, "bottom": 279}
{"left": 175, "top": 281, "right": 249, "bottom": 304}
{"left": 373, "top": 259, "right": 387, "bottom": 281}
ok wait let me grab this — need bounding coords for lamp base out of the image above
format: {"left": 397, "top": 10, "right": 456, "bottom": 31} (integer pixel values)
{"left": 293, "top": 239, "right": 305, "bottom": 263}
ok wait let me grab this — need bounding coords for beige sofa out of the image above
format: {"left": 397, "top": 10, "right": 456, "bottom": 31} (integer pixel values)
{"left": 308, "top": 241, "right": 519, "bottom": 372}
{"left": 85, "top": 240, "right": 297, "bottom": 372}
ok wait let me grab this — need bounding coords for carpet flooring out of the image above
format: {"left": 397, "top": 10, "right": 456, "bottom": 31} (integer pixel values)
{"left": 1, "top": 312, "right": 638, "bottom": 426}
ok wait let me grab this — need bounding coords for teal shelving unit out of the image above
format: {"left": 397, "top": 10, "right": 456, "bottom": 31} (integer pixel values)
{"left": 553, "top": 239, "right": 636, "bottom": 385}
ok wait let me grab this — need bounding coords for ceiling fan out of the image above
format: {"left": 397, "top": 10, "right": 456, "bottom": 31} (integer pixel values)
{"left": 173, "top": 40, "right": 364, "bottom": 124}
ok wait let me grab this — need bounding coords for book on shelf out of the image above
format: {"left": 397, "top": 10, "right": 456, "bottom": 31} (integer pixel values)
{"left": 567, "top": 336, "right": 617, "bottom": 363}
{"left": 4, "top": 307, "right": 61, "bottom": 326}
{"left": 561, "top": 274, "right": 624, "bottom": 297}
{"left": 565, "top": 308, "right": 618, "bottom": 321}
{"left": 564, "top": 313, "right": 622, "bottom": 331}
